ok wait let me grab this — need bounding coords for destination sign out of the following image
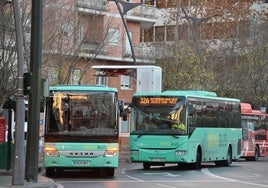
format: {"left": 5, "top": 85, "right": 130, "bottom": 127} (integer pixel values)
{"left": 136, "top": 97, "right": 178, "bottom": 105}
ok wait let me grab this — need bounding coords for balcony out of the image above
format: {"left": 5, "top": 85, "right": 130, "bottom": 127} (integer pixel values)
{"left": 80, "top": 41, "right": 106, "bottom": 55}
{"left": 124, "top": 44, "right": 155, "bottom": 63}
{"left": 77, "top": 0, "right": 106, "bottom": 12}
{"left": 126, "top": 4, "right": 157, "bottom": 29}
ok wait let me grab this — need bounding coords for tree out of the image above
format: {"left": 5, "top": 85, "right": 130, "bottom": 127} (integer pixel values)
{"left": 0, "top": 1, "right": 16, "bottom": 110}
{"left": 153, "top": 0, "right": 267, "bottom": 109}
{"left": 42, "top": 0, "right": 116, "bottom": 85}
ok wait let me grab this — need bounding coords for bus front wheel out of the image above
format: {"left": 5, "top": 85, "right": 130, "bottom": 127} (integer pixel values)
{"left": 143, "top": 162, "right": 150, "bottom": 170}
{"left": 45, "top": 168, "right": 55, "bottom": 177}
{"left": 195, "top": 149, "right": 202, "bottom": 169}
{"left": 190, "top": 148, "right": 202, "bottom": 170}
{"left": 246, "top": 146, "right": 259, "bottom": 161}
{"left": 106, "top": 168, "right": 115, "bottom": 177}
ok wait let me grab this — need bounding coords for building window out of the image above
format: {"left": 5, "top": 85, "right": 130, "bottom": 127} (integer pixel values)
{"left": 77, "top": 25, "right": 84, "bottom": 44}
{"left": 72, "top": 68, "right": 82, "bottom": 85}
{"left": 96, "top": 71, "right": 108, "bottom": 86}
{"left": 109, "top": 28, "right": 120, "bottom": 44}
{"left": 120, "top": 75, "right": 132, "bottom": 90}
{"left": 62, "top": 22, "right": 72, "bottom": 38}
{"left": 47, "top": 66, "right": 59, "bottom": 86}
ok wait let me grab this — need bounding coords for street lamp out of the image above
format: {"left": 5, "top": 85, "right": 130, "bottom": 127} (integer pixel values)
{"left": 11, "top": 0, "right": 25, "bottom": 185}
{"left": 181, "top": 6, "right": 219, "bottom": 90}
{"left": 108, "top": 0, "right": 141, "bottom": 65}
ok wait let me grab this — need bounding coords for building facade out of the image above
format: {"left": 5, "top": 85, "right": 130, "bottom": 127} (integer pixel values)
{"left": 42, "top": 0, "right": 157, "bottom": 152}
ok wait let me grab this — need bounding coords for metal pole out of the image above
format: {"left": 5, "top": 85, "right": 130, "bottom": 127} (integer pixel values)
{"left": 11, "top": 0, "right": 26, "bottom": 185}
{"left": 25, "top": 0, "right": 43, "bottom": 182}
{"left": 114, "top": 0, "right": 137, "bottom": 65}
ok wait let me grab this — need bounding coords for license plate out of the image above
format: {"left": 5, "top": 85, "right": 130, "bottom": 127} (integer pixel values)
{"left": 73, "top": 160, "right": 89, "bottom": 165}
{"left": 152, "top": 158, "right": 164, "bottom": 162}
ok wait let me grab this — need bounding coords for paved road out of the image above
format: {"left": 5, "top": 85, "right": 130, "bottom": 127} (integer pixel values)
{"left": 44, "top": 157, "right": 268, "bottom": 188}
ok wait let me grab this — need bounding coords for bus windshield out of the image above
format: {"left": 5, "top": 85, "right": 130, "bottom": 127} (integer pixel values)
{"left": 130, "top": 96, "right": 187, "bottom": 135}
{"left": 46, "top": 91, "right": 117, "bottom": 136}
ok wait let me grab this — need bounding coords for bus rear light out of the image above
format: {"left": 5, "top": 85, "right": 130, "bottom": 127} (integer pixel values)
{"left": 44, "top": 146, "right": 59, "bottom": 157}
{"left": 176, "top": 150, "right": 187, "bottom": 156}
{"left": 104, "top": 147, "right": 118, "bottom": 157}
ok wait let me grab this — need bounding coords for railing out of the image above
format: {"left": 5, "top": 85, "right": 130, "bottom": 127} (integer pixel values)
{"left": 77, "top": 0, "right": 106, "bottom": 11}
{"left": 125, "top": 44, "right": 155, "bottom": 60}
{"left": 80, "top": 41, "right": 106, "bottom": 55}
{"left": 127, "top": 4, "right": 156, "bottom": 19}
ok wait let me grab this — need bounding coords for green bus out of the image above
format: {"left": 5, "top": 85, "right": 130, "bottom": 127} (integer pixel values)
{"left": 129, "top": 90, "right": 242, "bottom": 169}
{"left": 43, "top": 85, "right": 121, "bottom": 176}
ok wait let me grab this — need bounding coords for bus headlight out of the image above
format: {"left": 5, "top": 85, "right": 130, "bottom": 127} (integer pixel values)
{"left": 176, "top": 150, "right": 187, "bottom": 156}
{"left": 104, "top": 147, "right": 118, "bottom": 157}
{"left": 44, "top": 146, "right": 59, "bottom": 157}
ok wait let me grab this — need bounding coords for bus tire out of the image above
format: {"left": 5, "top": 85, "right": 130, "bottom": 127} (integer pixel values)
{"left": 195, "top": 148, "right": 202, "bottom": 169}
{"left": 106, "top": 168, "right": 115, "bottom": 177}
{"left": 253, "top": 146, "right": 260, "bottom": 161}
{"left": 247, "top": 146, "right": 260, "bottom": 161}
{"left": 143, "top": 162, "right": 150, "bottom": 170}
{"left": 45, "top": 167, "right": 55, "bottom": 177}
{"left": 215, "top": 146, "right": 232, "bottom": 166}
{"left": 189, "top": 147, "right": 202, "bottom": 170}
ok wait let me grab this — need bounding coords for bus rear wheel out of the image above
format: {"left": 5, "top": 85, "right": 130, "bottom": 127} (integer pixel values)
{"left": 215, "top": 146, "right": 232, "bottom": 166}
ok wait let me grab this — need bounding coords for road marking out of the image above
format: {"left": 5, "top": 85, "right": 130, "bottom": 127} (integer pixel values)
{"left": 202, "top": 168, "right": 268, "bottom": 187}
{"left": 126, "top": 175, "right": 145, "bottom": 182}
{"left": 144, "top": 172, "right": 180, "bottom": 177}
{"left": 154, "top": 183, "right": 176, "bottom": 188}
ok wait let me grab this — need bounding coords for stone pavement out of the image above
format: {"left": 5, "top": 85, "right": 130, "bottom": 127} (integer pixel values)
{"left": 0, "top": 171, "right": 63, "bottom": 188}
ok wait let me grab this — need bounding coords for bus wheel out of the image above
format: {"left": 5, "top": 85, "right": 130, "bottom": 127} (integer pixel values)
{"left": 253, "top": 146, "right": 260, "bottom": 161}
{"left": 106, "top": 168, "right": 115, "bottom": 177}
{"left": 248, "top": 146, "right": 260, "bottom": 161}
{"left": 45, "top": 168, "right": 55, "bottom": 177}
{"left": 143, "top": 162, "right": 150, "bottom": 170}
{"left": 195, "top": 149, "right": 202, "bottom": 169}
{"left": 215, "top": 146, "right": 232, "bottom": 166}
{"left": 190, "top": 148, "right": 202, "bottom": 170}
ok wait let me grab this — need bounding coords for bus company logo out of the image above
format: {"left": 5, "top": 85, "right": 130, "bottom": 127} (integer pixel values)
{"left": 69, "top": 152, "right": 94, "bottom": 156}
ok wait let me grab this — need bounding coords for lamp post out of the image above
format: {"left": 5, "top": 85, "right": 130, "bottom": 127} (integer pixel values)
{"left": 108, "top": 0, "right": 141, "bottom": 65}
{"left": 181, "top": 6, "right": 219, "bottom": 90}
{"left": 11, "top": 0, "right": 25, "bottom": 185}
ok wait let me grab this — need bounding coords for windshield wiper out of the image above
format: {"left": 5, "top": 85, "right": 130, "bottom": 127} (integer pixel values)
{"left": 137, "top": 131, "right": 148, "bottom": 138}
{"left": 171, "top": 135, "right": 180, "bottom": 138}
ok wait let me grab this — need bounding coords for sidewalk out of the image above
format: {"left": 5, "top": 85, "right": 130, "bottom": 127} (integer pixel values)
{"left": 0, "top": 152, "right": 130, "bottom": 188}
{"left": 0, "top": 171, "right": 62, "bottom": 188}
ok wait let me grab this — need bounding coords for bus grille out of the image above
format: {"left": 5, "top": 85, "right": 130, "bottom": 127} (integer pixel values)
{"left": 59, "top": 151, "right": 104, "bottom": 158}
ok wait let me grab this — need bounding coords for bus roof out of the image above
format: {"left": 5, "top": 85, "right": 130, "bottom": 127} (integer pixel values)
{"left": 133, "top": 90, "right": 240, "bottom": 102}
{"left": 241, "top": 102, "right": 268, "bottom": 116}
{"left": 49, "top": 85, "right": 118, "bottom": 92}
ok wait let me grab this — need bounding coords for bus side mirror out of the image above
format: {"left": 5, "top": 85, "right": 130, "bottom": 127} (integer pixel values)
{"left": 122, "top": 110, "right": 128, "bottom": 121}
{"left": 118, "top": 99, "right": 126, "bottom": 119}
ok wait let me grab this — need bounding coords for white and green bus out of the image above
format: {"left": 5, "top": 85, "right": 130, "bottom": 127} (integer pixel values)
{"left": 44, "top": 85, "right": 121, "bottom": 176}
{"left": 129, "top": 90, "right": 242, "bottom": 169}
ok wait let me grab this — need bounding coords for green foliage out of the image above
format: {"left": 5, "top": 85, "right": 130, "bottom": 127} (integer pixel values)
{"left": 156, "top": 44, "right": 215, "bottom": 91}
